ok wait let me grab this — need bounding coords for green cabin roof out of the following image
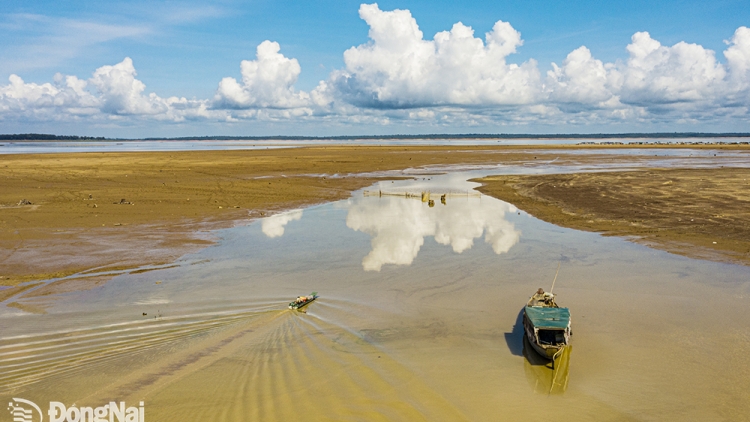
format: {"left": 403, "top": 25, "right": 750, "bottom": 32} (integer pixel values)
{"left": 525, "top": 306, "right": 571, "bottom": 329}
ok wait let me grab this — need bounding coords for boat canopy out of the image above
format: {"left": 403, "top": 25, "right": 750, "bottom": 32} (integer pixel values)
{"left": 525, "top": 306, "right": 570, "bottom": 329}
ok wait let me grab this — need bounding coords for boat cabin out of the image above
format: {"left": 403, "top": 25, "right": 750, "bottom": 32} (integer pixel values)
{"left": 523, "top": 300, "right": 571, "bottom": 359}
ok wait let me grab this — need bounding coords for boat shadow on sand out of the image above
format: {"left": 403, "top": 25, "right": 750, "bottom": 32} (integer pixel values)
{"left": 504, "top": 308, "right": 525, "bottom": 356}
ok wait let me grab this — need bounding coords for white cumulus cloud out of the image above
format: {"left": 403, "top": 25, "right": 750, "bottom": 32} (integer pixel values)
{"left": 546, "top": 46, "right": 617, "bottom": 107}
{"left": 330, "top": 3, "right": 541, "bottom": 108}
{"left": 213, "top": 41, "right": 311, "bottom": 109}
{"left": 724, "top": 26, "right": 750, "bottom": 102}
{"left": 0, "top": 57, "right": 212, "bottom": 122}
{"left": 2, "top": 4, "right": 750, "bottom": 131}
{"left": 543, "top": 29, "right": 750, "bottom": 122}
{"left": 89, "top": 57, "right": 169, "bottom": 115}
{"left": 615, "top": 32, "right": 726, "bottom": 106}
{"left": 0, "top": 73, "right": 97, "bottom": 115}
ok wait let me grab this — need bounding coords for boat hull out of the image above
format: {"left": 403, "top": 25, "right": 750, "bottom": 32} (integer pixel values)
{"left": 289, "top": 296, "right": 318, "bottom": 310}
{"left": 523, "top": 309, "right": 568, "bottom": 359}
{"left": 527, "top": 334, "right": 562, "bottom": 359}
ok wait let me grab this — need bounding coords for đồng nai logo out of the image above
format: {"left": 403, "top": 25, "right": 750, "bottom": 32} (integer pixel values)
{"left": 7, "top": 398, "right": 144, "bottom": 422}
{"left": 8, "top": 398, "right": 42, "bottom": 422}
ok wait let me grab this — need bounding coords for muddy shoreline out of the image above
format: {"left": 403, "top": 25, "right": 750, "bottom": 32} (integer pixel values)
{"left": 474, "top": 168, "right": 750, "bottom": 266}
{"left": 2, "top": 144, "right": 748, "bottom": 291}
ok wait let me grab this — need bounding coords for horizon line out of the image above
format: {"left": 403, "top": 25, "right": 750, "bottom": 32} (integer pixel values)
{"left": 3, "top": 132, "right": 750, "bottom": 142}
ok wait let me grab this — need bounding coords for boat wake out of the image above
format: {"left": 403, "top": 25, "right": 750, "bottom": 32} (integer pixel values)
{"left": 2, "top": 300, "right": 469, "bottom": 421}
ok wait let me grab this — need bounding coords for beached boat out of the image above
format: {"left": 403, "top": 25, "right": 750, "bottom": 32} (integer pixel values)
{"left": 523, "top": 289, "right": 571, "bottom": 359}
{"left": 289, "top": 292, "right": 318, "bottom": 310}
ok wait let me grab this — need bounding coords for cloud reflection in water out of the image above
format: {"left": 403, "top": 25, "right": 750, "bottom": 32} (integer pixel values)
{"left": 261, "top": 209, "right": 303, "bottom": 238}
{"left": 345, "top": 195, "right": 521, "bottom": 271}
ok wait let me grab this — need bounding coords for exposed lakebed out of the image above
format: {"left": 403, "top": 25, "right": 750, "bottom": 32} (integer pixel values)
{"left": 2, "top": 164, "right": 749, "bottom": 421}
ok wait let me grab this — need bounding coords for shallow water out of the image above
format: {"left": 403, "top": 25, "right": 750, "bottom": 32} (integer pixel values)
{"left": 1, "top": 137, "right": 748, "bottom": 154}
{"left": 2, "top": 167, "right": 750, "bottom": 421}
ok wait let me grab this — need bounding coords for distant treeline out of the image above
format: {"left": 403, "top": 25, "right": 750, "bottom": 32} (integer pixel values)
{"left": 142, "top": 132, "right": 750, "bottom": 140}
{"left": 0, "top": 134, "right": 108, "bottom": 141}
{"left": 3, "top": 132, "right": 750, "bottom": 141}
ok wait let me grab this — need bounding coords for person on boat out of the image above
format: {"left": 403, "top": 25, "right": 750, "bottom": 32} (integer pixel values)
{"left": 531, "top": 288, "right": 556, "bottom": 306}
{"left": 532, "top": 288, "right": 546, "bottom": 302}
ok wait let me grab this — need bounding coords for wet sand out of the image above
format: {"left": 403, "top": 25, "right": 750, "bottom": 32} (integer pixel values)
{"left": 475, "top": 168, "right": 750, "bottom": 266}
{"left": 1, "top": 146, "right": 533, "bottom": 287}
{"left": 2, "top": 177, "right": 749, "bottom": 421}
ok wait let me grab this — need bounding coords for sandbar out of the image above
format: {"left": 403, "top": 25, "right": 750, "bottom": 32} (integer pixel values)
{"left": 474, "top": 168, "right": 750, "bottom": 266}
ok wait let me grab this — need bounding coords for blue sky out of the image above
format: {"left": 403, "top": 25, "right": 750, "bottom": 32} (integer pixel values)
{"left": 1, "top": 0, "right": 748, "bottom": 137}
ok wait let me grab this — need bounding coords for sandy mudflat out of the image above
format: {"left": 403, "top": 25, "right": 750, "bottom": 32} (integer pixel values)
{"left": 0, "top": 145, "right": 539, "bottom": 287}
{"left": 475, "top": 168, "right": 750, "bottom": 266}
{"left": 2, "top": 144, "right": 750, "bottom": 421}
{"left": 1, "top": 144, "right": 748, "bottom": 288}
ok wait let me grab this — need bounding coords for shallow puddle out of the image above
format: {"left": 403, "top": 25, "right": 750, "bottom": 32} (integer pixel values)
{"left": 2, "top": 166, "right": 750, "bottom": 421}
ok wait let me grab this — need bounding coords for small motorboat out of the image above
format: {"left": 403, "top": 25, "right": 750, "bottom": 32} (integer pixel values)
{"left": 289, "top": 292, "right": 318, "bottom": 310}
{"left": 523, "top": 288, "right": 571, "bottom": 360}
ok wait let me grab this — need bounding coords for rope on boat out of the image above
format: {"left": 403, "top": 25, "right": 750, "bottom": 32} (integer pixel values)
{"left": 552, "top": 345, "right": 566, "bottom": 362}
{"left": 549, "top": 345, "right": 567, "bottom": 394}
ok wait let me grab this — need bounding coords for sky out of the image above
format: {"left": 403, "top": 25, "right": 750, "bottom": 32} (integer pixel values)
{"left": 0, "top": 0, "right": 748, "bottom": 137}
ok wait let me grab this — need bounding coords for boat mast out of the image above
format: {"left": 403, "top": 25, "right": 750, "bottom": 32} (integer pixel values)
{"left": 550, "top": 261, "right": 561, "bottom": 293}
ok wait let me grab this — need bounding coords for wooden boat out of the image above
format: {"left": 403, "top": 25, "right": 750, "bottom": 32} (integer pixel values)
{"left": 523, "top": 289, "right": 571, "bottom": 359}
{"left": 289, "top": 292, "right": 318, "bottom": 310}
